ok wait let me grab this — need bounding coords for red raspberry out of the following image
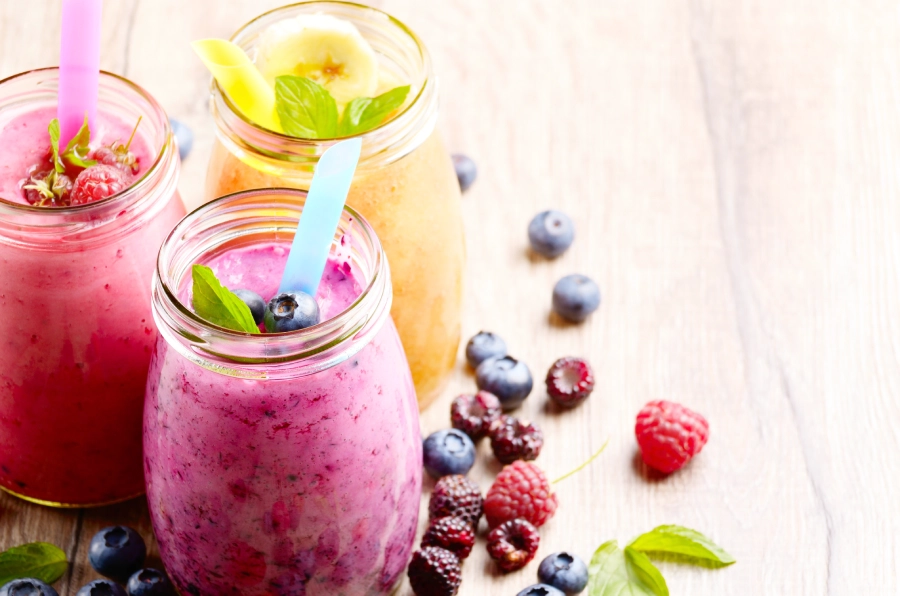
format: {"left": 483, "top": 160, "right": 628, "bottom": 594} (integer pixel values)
{"left": 489, "top": 416, "right": 544, "bottom": 464}
{"left": 545, "top": 356, "right": 595, "bottom": 407}
{"left": 450, "top": 391, "right": 502, "bottom": 440}
{"left": 407, "top": 547, "right": 461, "bottom": 596}
{"left": 429, "top": 475, "right": 483, "bottom": 529}
{"left": 486, "top": 518, "right": 540, "bottom": 573}
{"left": 22, "top": 170, "right": 73, "bottom": 207}
{"left": 90, "top": 143, "right": 140, "bottom": 175}
{"left": 70, "top": 164, "right": 132, "bottom": 206}
{"left": 635, "top": 399, "right": 709, "bottom": 473}
{"left": 484, "top": 461, "right": 558, "bottom": 529}
{"left": 421, "top": 516, "right": 476, "bottom": 559}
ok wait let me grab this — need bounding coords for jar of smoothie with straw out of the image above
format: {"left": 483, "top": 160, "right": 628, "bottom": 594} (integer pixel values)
{"left": 195, "top": 1, "right": 464, "bottom": 409}
{"left": 0, "top": 0, "right": 185, "bottom": 507}
{"left": 145, "top": 143, "right": 421, "bottom": 594}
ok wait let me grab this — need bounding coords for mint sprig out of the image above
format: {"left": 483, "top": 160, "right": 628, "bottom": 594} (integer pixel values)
{"left": 0, "top": 542, "right": 68, "bottom": 586}
{"left": 274, "top": 75, "right": 410, "bottom": 139}
{"left": 628, "top": 525, "right": 736, "bottom": 568}
{"left": 191, "top": 265, "right": 260, "bottom": 334}
{"left": 62, "top": 115, "right": 97, "bottom": 169}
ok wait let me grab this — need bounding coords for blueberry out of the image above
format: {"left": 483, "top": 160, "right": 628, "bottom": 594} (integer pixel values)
{"left": 552, "top": 274, "right": 600, "bottom": 323}
{"left": 422, "top": 429, "right": 476, "bottom": 478}
{"left": 88, "top": 526, "right": 146, "bottom": 582}
{"left": 169, "top": 118, "right": 194, "bottom": 161}
{"left": 75, "top": 581, "right": 127, "bottom": 596}
{"left": 0, "top": 579, "right": 59, "bottom": 596}
{"left": 517, "top": 585, "right": 566, "bottom": 596}
{"left": 465, "top": 331, "right": 507, "bottom": 368}
{"left": 126, "top": 569, "right": 175, "bottom": 596}
{"left": 452, "top": 154, "right": 477, "bottom": 193}
{"left": 233, "top": 289, "right": 265, "bottom": 325}
{"left": 264, "top": 291, "right": 320, "bottom": 333}
{"left": 538, "top": 552, "right": 589, "bottom": 594}
{"left": 475, "top": 356, "right": 533, "bottom": 410}
{"left": 528, "top": 210, "right": 575, "bottom": 258}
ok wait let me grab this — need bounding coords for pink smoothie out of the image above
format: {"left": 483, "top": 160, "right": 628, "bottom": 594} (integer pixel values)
{"left": 0, "top": 104, "right": 184, "bottom": 505}
{"left": 144, "top": 243, "right": 422, "bottom": 595}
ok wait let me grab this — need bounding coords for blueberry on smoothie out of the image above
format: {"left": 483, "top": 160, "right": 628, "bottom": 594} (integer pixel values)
{"left": 476, "top": 356, "right": 534, "bottom": 410}
{"left": 528, "top": 210, "right": 574, "bottom": 258}
{"left": 88, "top": 526, "right": 146, "bottom": 582}
{"left": 452, "top": 154, "right": 477, "bottom": 193}
{"left": 0, "top": 579, "right": 59, "bottom": 596}
{"left": 538, "top": 552, "right": 589, "bottom": 594}
{"left": 264, "top": 291, "right": 321, "bottom": 333}
{"left": 465, "top": 331, "right": 507, "bottom": 368}
{"left": 75, "top": 580, "right": 127, "bottom": 596}
{"left": 126, "top": 568, "right": 175, "bottom": 596}
{"left": 423, "top": 429, "right": 476, "bottom": 478}
{"left": 552, "top": 274, "right": 600, "bottom": 323}
{"left": 233, "top": 289, "right": 266, "bottom": 325}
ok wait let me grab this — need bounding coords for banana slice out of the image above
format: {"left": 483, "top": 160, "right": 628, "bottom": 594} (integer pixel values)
{"left": 257, "top": 14, "right": 379, "bottom": 105}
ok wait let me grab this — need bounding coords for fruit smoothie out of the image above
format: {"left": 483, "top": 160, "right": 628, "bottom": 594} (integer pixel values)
{"left": 204, "top": 2, "right": 464, "bottom": 408}
{"left": 0, "top": 69, "right": 185, "bottom": 506}
{"left": 145, "top": 191, "right": 422, "bottom": 595}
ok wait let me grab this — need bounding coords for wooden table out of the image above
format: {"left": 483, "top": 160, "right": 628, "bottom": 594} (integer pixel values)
{"left": 2, "top": 1, "right": 899, "bottom": 593}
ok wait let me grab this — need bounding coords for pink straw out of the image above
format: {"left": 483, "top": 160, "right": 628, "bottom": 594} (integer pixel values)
{"left": 58, "top": 0, "right": 102, "bottom": 147}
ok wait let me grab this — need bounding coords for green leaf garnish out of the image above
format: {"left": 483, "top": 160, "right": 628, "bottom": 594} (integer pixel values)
{"left": 0, "top": 542, "right": 68, "bottom": 586}
{"left": 62, "top": 115, "right": 97, "bottom": 169}
{"left": 338, "top": 85, "right": 410, "bottom": 136}
{"left": 628, "top": 525, "right": 735, "bottom": 568}
{"left": 588, "top": 540, "right": 667, "bottom": 596}
{"left": 48, "top": 119, "right": 64, "bottom": 174}
{"left": 275, "top": 76, "right": 339, "bottom": 139}
{"left": 191, "top": 264, "right": 260, "bottom": 334}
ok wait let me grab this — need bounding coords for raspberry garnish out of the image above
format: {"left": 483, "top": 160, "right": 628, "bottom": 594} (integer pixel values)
{"left": 429, "top": 475, "right": 484, "bottom": 529}
{"left": 489, "top": 415, "right": 544, "bottom": 464}
{"left": 22, "top": 169, "right": 73, "bottom": 207}
{"left": 421, "top": 516, "right": 476, "bottom": 560}
{"left": 545, "top": 356, "right": 595, "bottom": 407}
{"left": 635, "top": 399, "right": 709, "bottom": 473}
{"left": 70, "top": 164, "right": 132, "bottom": 206}
{"left": 486, "top": 518, "right": 541, "bottom": 573}
{"left": 407, "top": 547, "right": 462, "bottom": 596}
{"left": 451, "top": 391, "right": 502, "bottom": 440}
{"left": 484, "top": 460, "right": 558, "bottom": 529}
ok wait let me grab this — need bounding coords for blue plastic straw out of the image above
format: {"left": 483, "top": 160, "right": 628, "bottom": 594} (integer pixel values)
{"left": 278, "top": 138, "right": 362, "bottom": 296}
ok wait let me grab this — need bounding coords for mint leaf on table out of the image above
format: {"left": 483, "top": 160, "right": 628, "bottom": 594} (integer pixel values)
{"left": 628, "top": 525, "right": 736, "bottom": 568}
{"left": 275, "top": 75, "right": 339, "bottom": 139}
{"left": 62, "top": 114, "right": 97, "bottom": 169}
{"left": 0, "top": 542, "right": 68, "bottom": 586}
{"left": 588, "top": 540, "right": 668, "bottom": 596}
{"left": 338, "top": 85, "right": 410, "bottom": 136}
{"left": 191, "top": 264, "right": 260, "bottom": 334}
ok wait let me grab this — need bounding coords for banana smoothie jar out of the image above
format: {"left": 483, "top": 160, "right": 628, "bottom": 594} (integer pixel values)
{"left": 204, "top": 2, "right": 464, "bottom": 409}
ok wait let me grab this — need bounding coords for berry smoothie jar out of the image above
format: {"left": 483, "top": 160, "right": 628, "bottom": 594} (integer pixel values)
{"left": 0, "top": 68, "right": 185, "bottom": 507}
{"left": 204, "top": 2, "right": 465, "bottom": 409}
{"left": 145, "top": 189, "right": 422, "bottom": 595}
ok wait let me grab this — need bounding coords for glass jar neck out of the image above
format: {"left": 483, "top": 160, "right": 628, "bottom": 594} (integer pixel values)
{"left": 211, "top": 1, "right": 438, "bottom": 180}
{"left": 152, "top": 188, "right": 393, "bottom": 379}
{"left": 0, "top": 68, "right": 179, "bottom": 250}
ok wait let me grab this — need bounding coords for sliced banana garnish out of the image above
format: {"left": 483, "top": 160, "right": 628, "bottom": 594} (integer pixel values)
{"left": 257, "top": 14, "right": 379, "bottom": 105}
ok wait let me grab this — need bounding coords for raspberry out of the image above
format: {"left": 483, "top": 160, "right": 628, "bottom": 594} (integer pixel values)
{"left": 635, "top": 400, "right": 709, "bottom": 473}
{"left": 429, "top": 475, "right": 484, "bottom": 529}
{"left": 70, "top": 164, "right": 132, "bottom": 206}
{"left": 484, "top": 461, "right": 558, "bottom": 529}
{"left": 451, "top": 391, "right": 502, "bottom": 440}
{"left": 407, "top": 547, "right": 462, "bottom": 596}
{"left": 545, "top": 357, "right": 595, "bottom": 407}
{"left": 486, "top": 519, "right": 540, "bottom": 573}
{"left": 421, "top": 516, "right": 476, "bottom": 559}
{"left": 22, "top": 169, "right": 73, "bottom": 207}
{"left": 489, "top": 415, "right": 544, "bottom": 464}
{"left": 90, "top": 143, "right": 139, "bottom": 175}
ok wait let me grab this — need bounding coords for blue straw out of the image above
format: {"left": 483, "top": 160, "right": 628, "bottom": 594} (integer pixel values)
{"left": 278, "top": 138, "right": 362, "bottom": 296}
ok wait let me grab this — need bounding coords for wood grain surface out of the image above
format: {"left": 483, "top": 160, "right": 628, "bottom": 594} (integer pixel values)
{"left": 2, "top": 1, "right": 900, "bottom": 593}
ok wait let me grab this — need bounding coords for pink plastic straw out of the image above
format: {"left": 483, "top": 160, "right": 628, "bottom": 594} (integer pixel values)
{"left": 58, "top": 0, "right": 102, "bottom": 147}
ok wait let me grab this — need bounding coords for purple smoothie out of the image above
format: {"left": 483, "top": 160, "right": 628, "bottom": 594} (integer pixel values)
{"left": 144, "top": 240, "right": 422, "bottom": 595}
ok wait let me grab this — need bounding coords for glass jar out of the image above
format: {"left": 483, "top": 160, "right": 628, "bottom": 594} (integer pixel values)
{"left": 204, "top": 1, "right": 464, "bottom": 409}
{"left": 145, "top": 189, "right": 422, "bottom": 595}
{"left": 0, "top": 68, "right": 185, "bottom": 507}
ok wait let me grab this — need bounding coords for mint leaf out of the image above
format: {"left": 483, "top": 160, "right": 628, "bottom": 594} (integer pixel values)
{"left": 0, "top": 542, "right": 67, "bottom": 586}
{"left": 191, "top": 265, "right": 260, "bottom": 334}
{"left": 275, "top": 76, "right": 338, "bottom": 139}
{"left": 48, "top": 119, "right": 64, "bottom": 174}
{"left": 628, "top": 525, "right": 735, "bottom": 568}
{"left": 62, "top": 114, "right": 97, "bottom": 169}
{"left": 624, "top": 547, "right": 669, "bottom": 596}
{"left": 588, "top": 540, "right": 666, "bottom": 596}
{"left": 339, "top": 85, "right": 410, "bottom": 136}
